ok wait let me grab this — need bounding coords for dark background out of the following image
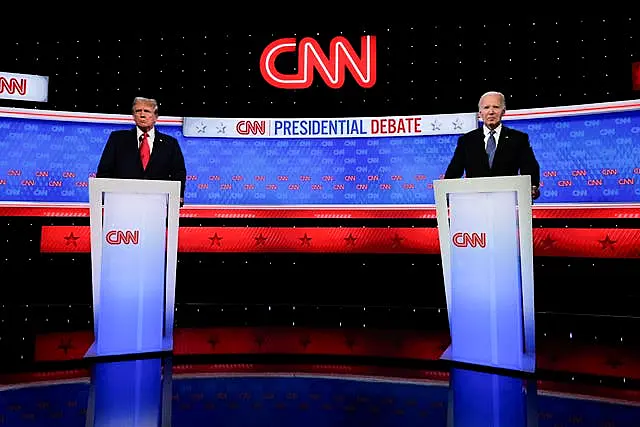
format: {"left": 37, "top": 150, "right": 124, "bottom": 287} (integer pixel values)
{"left": 1, "top": 19, "right": 638, "bottom": 117}
{"left": 0, "top": 19, "right": 639, "bottom": 369}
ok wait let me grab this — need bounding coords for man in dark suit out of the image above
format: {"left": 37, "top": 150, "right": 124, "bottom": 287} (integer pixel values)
{"left": 444, "top": 91, "right": 541, "bottom": 200}
{"left": 96, "top": 97, "right": 187, "bottom": 206}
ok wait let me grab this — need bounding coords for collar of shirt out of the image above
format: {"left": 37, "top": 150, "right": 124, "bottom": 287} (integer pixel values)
{"left": 483, "top": 123, "right": 502, "bottom": 149}
{"left": 137, "top": 127, "right": 155, "bottom": 152}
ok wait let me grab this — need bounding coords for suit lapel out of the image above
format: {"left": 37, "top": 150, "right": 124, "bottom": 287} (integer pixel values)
{"left": 145, "top": 131, "right": 165, "bottom": 171}
{"left": 129, "top": 129, "right": 145, "bottom": 172}
{"left": 473, "top": 128, "right": 491, "bottom": 171}
{"left": 492, "top": 126, "right": 510, "bottom": 168}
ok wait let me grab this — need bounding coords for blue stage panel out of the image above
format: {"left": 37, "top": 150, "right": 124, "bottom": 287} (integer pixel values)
{"left": 0, "top": 107, "right": 638, "bottom": 205}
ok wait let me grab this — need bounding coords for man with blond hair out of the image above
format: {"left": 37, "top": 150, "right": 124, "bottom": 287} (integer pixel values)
{"left": 444, "top": 91, "right": 540, "bottom": 200}
{"left": 96, "top": 97, "right": 187, "bottom": 206}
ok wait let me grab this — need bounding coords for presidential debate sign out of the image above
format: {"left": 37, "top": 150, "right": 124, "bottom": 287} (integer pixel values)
{"left": 0, "top": 99, "right": 639, "bottom": 207}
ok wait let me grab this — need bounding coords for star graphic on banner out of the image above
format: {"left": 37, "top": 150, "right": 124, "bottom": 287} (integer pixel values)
{"left": 254, "top": 334, "right": 265, "bottom": 348}
{"left": 207, "top": 336, "right": 219, "bottom": 349}
{"left": 299, "top": 233, "right": 312, "bottom": 246}
{"left": 299, "top": 335, "right": 312, "bottom": 349}
{"left": 344, "top": 333, "right": 357, "bottom": 351}
{"left": 431, "top": 119, "right": 442, "bottom": 131}
{"left": 344, "top": 233, "right": 357, "bottom": 246}
{"left": 216, "top": 123, "right": 226, "bottom": 134}
{"left": 606, "top": 357, "right": 623, "bottom": 369}
{"left": 539, "top": 234, "right": 556, "bottom": 250}
{"left": 209, "top": 233, "right": 223, "bottom": 247}
{"left": 598, "top": 234, "right": 617, "bottom": 250}
{"left": 391, "top": 233, "right": 404, "bottom": 248}
{"left": 451, "top": 118, "right": 463, "bottom": 130}
{"left": 64, "top": 232, "right": 79, "bottom": 246}
{"left": 255, "top": 234, "right": 267, "bottom": 245}
{"left": 195, "top": 122, "right": 207, "bottom": 134}
{"left": 57, "top": 338, "right": 74, "bottom": 355}
{"left": 391, "top": 335, "right": 404, "bottom": 350}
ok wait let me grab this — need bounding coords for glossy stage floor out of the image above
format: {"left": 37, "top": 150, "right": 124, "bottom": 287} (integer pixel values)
{"left": 2, "top": 355, "right": 640, "bottom": 427}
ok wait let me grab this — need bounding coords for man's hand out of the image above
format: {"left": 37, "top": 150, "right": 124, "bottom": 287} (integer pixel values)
{"left": 531, "top": 186, "right": 540, "bottom": 200}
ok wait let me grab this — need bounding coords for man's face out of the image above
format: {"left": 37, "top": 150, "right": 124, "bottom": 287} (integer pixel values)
{"left": 478, "top": 94, "right": 505, "bottom": 129}
{"left": 132, "top": 102, "right": 158, "bottom": 131}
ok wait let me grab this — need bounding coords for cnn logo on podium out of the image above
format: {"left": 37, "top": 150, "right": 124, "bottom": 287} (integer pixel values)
{"left": 106, "top": 230, "right": 140, "bottom": 245}
{"left": 452, "top": 232, "right": 487, "bottom": 248}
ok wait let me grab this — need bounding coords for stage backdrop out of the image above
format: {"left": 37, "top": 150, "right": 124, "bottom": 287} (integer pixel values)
{"left": 0, "top": 99, "right": 639, "bottom": 208}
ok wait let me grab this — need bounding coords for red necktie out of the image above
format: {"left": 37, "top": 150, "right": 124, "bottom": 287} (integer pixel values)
{"left": 139, "top": 132, "right": 150, "bottom": 170}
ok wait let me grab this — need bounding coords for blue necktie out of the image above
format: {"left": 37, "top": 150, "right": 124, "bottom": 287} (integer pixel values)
{"left": 486, "top": 130, "right": 496, "bottom": 168}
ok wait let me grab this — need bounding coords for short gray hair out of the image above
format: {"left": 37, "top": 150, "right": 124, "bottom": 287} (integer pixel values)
{"left": 478, "top": 91, "right": 505, "bottom": 110}
{"left": 132, "top": 97, "right": 158, "bottom": 115}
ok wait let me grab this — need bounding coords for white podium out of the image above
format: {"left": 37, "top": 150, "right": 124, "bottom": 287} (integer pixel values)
{"left": 85, "top": 178, "right": 181, "bottom": 359}
{"left": 434, "top": 175, "right": 536, "bottom": 373}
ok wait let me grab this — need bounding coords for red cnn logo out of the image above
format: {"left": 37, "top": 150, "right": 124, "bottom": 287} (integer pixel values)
{"left": 236, "top": 120, "right": 267, "bottom": 135}
{"left": 259, "top": 35, "right": 376, "bottom": 89}
{"left": 106, "top": 230, "right": 139, "bottom": 245}
{"left": 0, "top": 77, "right": 27, "bottom": 95}
{"left": 452, "top": 232, "right": 487, "bottom": 248}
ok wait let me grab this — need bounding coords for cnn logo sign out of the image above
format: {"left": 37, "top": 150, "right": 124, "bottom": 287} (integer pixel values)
{"left": 259, "top": 35, "right": 376, "bottom": 89}
{"left": 452, "top": 232, "right": 487, "bottom": 248}
{"left": 106, "top": 230, "right": 139, "bottom": 245}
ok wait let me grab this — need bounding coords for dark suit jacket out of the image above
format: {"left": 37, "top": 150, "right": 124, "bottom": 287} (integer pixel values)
{"left": 444, "top": 125, "right": 540, "bottom": 187}
{"left": 96, "top": 127, "right": 187, "bottom": 199}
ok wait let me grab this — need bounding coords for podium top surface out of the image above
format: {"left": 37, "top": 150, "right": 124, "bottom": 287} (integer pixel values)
{"left": 89, "top": 177, "right": 181, "bottom": 195}
{"left": 433, "top": 175, "right": 532, "bottom": 194}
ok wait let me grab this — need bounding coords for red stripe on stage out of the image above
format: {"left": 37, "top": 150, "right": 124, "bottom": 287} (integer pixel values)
{"left": 40, "top": 225, "right": 640, "bottom": 258}
{"left": 2, "top": 204, "right": 640, "bottom": 219}
{"left": 29, "top": 328, "right": 640, "bottom": 382}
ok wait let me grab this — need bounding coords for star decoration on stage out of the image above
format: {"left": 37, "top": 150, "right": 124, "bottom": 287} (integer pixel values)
{"left": 344, "top": 233, "right": 357, "bottom": 246}
{"left": 195, "top": 121, "right": 207, "bottom": 134}
{"left": 64, "top": 232, "right": 79, "bottom": 246}
{"left": 57, "top": 338, "right": 74, "bottom": 355}
{"left": 391, "top": 335, "right": 404, "bottom": 350}
{"left": 216, "top": 122, "right": 226, "bottom": 134}
{"left": 299, "top": 233, "right": 312, "bottom": 246}
{"left": 209, "top": 233, "right": 223, "bottom": 246}
{"left": 606, "top": 356, "right": 623, "bottom": 369}
{"left": 451, "top": 118, "right": 464, "bottom": 130}
{"left": 207, "top": 336, "right": 219, "bottom": 349}
{"left": 254, "top": 334, "right": 265, "bottom": 348}
{"left": 344, "top": 333, "right": 357, "bottom": 350}
{"left": 598, "top": 234, "right": 617, "bottom": 250}
{"left": 391, "top": 233, "right": 404, "bottom": 248}
{"left": 299, "top": 334, "right": 312, "bottom": 349}
{"left": 430, "top": 119, "right": 442, "bottom": 131}
{"left": 539, "top": 234, "right": 556, "bottom": 249}
{"left": 255, "top": 234, "right": 267, "bottom": 245}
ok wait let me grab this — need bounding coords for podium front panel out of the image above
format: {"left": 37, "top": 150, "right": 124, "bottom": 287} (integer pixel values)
{"left": 86, "top": 358, "right": 167, "bottom": 427}
{"left": 448, "top": 368, "right": 530, "bottom": 427}
{"left": 448, "top": 191, "right": 524, "bottom": 371}
{"left": 97, "top": 192, "right": 168, "bottom": 356}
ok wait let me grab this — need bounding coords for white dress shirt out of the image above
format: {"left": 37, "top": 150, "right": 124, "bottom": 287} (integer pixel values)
{"left": 483, "top": 123, "right": 502, "bottom": 149}
{"left": 136, "top": 127, "right": 155, "bottom": 154}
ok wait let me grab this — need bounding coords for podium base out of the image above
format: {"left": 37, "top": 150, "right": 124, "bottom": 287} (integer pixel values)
{"left": 84, "top": 337, "right": 173, "bottom": 362}
{"left": 440, "top": 345, "right": 536, "bottom": 375}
